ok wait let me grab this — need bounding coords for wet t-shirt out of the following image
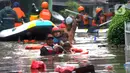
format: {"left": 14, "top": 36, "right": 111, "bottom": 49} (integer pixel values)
{"left": 53, "top": 37, "right": 61, "bottom": 44}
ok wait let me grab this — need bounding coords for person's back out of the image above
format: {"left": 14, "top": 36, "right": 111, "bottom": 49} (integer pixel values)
{"left": 13, "top": 2, "right": 25, "bottom": 19}
{"left": 12, "top": 2, "right": 25, "bottom": 27}
{"left": 0, "top": 1, "right": 19, "bottom": 30}
{"left": 39, "top": 2, "right": 51, "bottom": 20}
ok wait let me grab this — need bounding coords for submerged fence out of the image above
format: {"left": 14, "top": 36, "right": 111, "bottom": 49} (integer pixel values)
{"left": 125, "top": 21, "right": 130, "bottom": 73}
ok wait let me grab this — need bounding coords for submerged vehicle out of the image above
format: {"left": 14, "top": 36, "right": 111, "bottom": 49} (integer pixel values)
{"left": 0, "top": 19, "right": 55, "bottom": 41}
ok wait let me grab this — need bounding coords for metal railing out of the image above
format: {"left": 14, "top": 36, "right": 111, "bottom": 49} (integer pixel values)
{"left": 124, "top": 21, "right": 130, "bottom": 73}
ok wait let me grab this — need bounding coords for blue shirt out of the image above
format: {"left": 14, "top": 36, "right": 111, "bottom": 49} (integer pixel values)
{"left": 53, "top": 37, "right": 61, "bottom": 44}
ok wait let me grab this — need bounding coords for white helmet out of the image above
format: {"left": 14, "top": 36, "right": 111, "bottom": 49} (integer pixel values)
{"left": 65, "top": 16, "right": 73, "bottom": 25}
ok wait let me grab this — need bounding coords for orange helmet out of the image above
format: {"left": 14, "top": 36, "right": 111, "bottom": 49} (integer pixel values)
{"left": 96, "top": 7, "right": 103, "bottom": 14}
{"left": 78, "top": 6, "right": 84, "bottom": 12}
{"left": 41, "top": 2, "right": 48, "bottom": 9}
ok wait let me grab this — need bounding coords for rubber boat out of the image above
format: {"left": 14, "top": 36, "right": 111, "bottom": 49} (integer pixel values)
{"left": 0, "top": 19, "right": 55, "bottom": 41}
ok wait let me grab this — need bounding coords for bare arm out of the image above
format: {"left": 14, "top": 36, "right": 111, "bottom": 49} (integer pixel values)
{"left": 68, "top": 16, "right": 77, "bottom": 44}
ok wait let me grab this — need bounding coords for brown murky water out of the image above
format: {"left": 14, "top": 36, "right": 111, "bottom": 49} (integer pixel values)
{"left": 0, "top": 31, "right": 126, "bottom": 73}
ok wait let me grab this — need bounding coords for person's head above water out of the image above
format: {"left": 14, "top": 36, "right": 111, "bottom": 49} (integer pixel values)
{"left": 46, "top": 34, "right": 54, "bottom": 46}
{"left": 52, "top": 26, "right": 61, "bottom": 37}
{"left": 62, "top": 41, "right": 72, "bottom": 53}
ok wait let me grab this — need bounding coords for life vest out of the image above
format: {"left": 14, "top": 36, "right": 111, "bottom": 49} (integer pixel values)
{"left": 92, "top": 19, "right": 97, "bottom": 26}
{"left": 99, "top": 15, "right": 106, "bottom": 24}
{"left": 94, "top": 14, "right": 106, "bottom": 25}
{"left": 82, "top": 14, "right": 89, "bottom": 25}
{"left": 39, "top": 9, "right": 51, "bottom": 20}
{"left": 31, "top": 60, "right": 46, "bottom": 72}
{"left": 30, "top": 15, "right": 39, "bottom": 21}
{"left": 71, "top": 48, "right": 89, "bottom": 54}
{"left": 25, "top": 44, "right": 43, "bottom": 50}
{"left": 13, "top": 7, "right": 25, "bottom": 19}
{"left": 43, "top": 44, "right": 54, "bottom": 54}
{"left": 13, "top": 7, "right": 25, "bottom": 27}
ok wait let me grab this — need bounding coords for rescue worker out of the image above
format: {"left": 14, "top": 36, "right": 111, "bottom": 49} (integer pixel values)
{"left": 94, "top": 7, "right": 104, "bottom": 25}
{"left": 92, "top": 7, "right": 114, "bottom": 26}
{"left": 76, "top": 6, "right": 92, "bottom": 29}
{"left": 12, "top": 2, "right": 26, "bottom": 27}
{"left": 88, "top": 7, "right": 114, "bottom": 33}
{"left": 87, "top": 8, "right": 103, "bottom": 34}
{"left": 30, "top": 3, "right": 39, "bottom": 21}
{"left": 39, "top": 1, "right": 51, "bottom": 20}
{"left": 40, "top": 34, "right": 55, "bottom": 56}
{"left": 40, "top": 34, "right": 63, "bottom": 56}
{"left": 0, "top": 0, "right": 20, "bottom": 31}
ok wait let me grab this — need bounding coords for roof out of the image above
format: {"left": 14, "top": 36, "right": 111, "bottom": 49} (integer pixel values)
{"left": 53, "top": 0, "right": 109, "bottom": 6}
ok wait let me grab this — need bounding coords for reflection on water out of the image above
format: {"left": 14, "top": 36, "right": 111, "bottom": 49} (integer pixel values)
{"left": 0, "top": 42, "right": 125, "bottom": 73}
{"left": 0, "top": 32, "right": 126, "bottom": 73}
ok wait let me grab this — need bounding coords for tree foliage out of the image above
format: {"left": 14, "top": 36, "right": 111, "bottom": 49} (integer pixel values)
{"left": 108, "top": 7, "right": 130, "bottom": 45}
{"left": 59, "top": 0, "right": 79, "bottom": 18}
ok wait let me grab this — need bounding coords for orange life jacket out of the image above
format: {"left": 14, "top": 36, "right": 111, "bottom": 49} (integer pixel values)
{"left": 30, "top": 15, "right": 39, "bottom": 21}
{"left": 92, "top": 19, "right": 97, "bottom": 26}
{"left": 100, "top": 15, "right": 106, "bottom": 24}
{"left": 82, "top": 14, "right": 89, "bottom": 25}
{"left": 99, "top": 12, "right": 114, "bottom": 24}
{"left": 13, "top": 7, "right": 25, "bottom": 27}
{"left": 104, "top": 12, "right": 114, "bottom": 17}
{"left": 13, "top": 7, "right": 25, "bottom": 19}
{"left": 39, "top": 9, "right": 51, "bottom": 20}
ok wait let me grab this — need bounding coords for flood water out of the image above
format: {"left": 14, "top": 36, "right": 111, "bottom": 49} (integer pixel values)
{"left": 0, "top": 29, "right": 126, "bottom": 73}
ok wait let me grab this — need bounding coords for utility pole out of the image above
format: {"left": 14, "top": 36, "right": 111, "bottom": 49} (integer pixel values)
{"left": 49, "top": 0, "right": 53, "bottom": 12}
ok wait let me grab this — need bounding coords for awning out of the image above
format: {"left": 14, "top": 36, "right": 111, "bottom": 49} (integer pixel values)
{"left": 53, "top": 0, "right": 109, "bottom": 6}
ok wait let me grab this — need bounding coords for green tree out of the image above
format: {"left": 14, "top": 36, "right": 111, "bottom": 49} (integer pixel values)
{"left": 108, "top": 7, "right": 130, "bottom": 45}
{"left": 59, "top": 0, "right": 79, "bottom": 18}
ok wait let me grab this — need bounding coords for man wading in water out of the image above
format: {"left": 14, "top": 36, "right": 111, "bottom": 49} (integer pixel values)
{"left": 59, "top": 16, "right": 77, "bottom": 44}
